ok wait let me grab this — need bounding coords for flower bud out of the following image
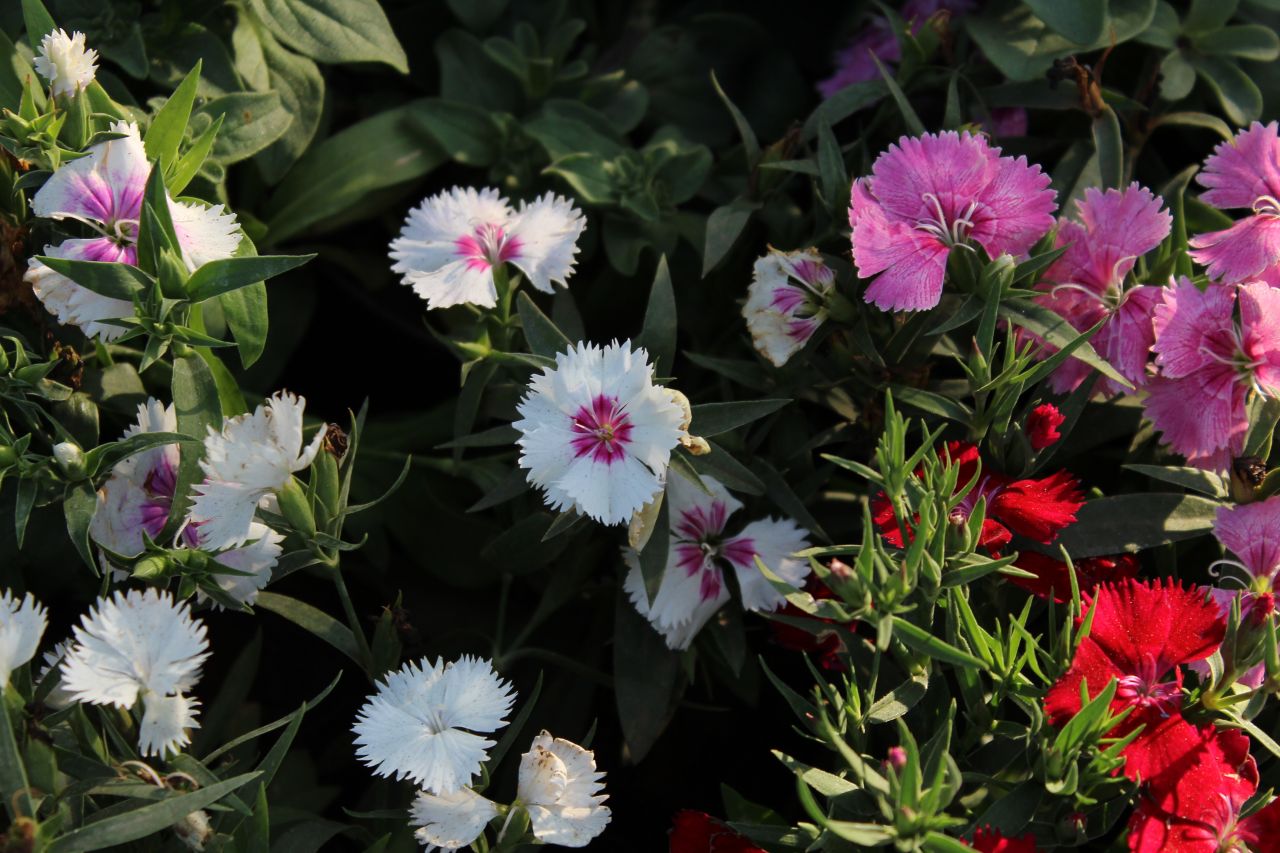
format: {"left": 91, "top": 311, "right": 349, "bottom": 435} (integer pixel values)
{"left": 885, "top": 746, "right": 907, "bottom": 770}
{"left": 1026, "top": 403, "right": 1065, "bottom": 451}
{"left": 172, "top": 809, "right": 212, "bottom": 851}
{"left": 276, "top": 476, "right": 317, "bottom": 540}
{"left": 52, "top": 441, "right": 86, "bottom": 479}
{"left": 131, "top": 555, "right": 171, "bottom": 581}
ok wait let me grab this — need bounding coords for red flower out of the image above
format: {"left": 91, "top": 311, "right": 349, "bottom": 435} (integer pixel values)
{"left": 872, "top": 442, "right": 1084, "bottom": 556}
{"left": 1010, "top": 552, "right": 1140, "bottom": 603}
{"left": 1027, "top": 403, "right": 1065, "bottom": 450}
{"left": 1129, "top": 725, "right": 1280, "bottom": 852}
{"left": 670, "top": 811, "right": 767, "bottom": 853}
{"left": 970, "top": 826, "right": 1039, "bottom": 852}
{"left": 1044, "top": 580, "right": 1226, "bottom": 782}
{"left": 769, "top": 573, "right": 846, "bottom": 669}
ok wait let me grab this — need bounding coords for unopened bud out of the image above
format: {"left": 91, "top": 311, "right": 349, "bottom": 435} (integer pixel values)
{"left": 52, "top": 441, "right": 86, "bottom": 479}
{"left": 276, "top": 476, "right": 316, "bottom": 540}
{"left": 132, "top": 555, "right": 171, "bottom": 580}
{"left": 885, "top": 746, "right": 907, "bottom": 770}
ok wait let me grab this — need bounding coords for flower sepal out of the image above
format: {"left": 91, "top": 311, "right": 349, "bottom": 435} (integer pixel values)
{"left": 276, "top": 475, "right": 317, "bottom": 542}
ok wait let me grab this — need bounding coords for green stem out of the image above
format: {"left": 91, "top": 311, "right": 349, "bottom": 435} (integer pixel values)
{"left": 331, "top": 565, "right": 375, "bottom": 676}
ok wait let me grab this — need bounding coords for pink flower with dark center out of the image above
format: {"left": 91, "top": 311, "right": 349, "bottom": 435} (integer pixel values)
{"left": 1033, "top": 184, "right": 1171, "bottom": 395}
{"left": 569, "top": 395, "right": 634, "bottom": 464}
{"left": 744, "top": 248, "right": 836, "bottom": 366}
{"left": 1212, "top": 495, "right": 1280, "bottom": 585}
{"left": 390, "top": 187, "right": 585, "bottom": 310}
{"left": 849, "top": 131, "right": 1055, "bottom": 312}
{"left": 1146, "top": 279, "right": 1280, "bottom": 470}
{"left": 625, "top": 474, "right": 811, "bottom": 649}
{"left": 1189, "top": 121, "right": 1280, "bottom": 285}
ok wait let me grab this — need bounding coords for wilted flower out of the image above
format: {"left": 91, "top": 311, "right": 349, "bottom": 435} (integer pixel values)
{"left": 408, "top": 787, "right": 498, "bottom": 853}
{"left": 389, "top": 186, "right": 585, "bottom": 310}
{"left": 353, "top": 655, "right": 515, "bottom": 794}
{"left": 1033, "top": 184, "right": 1171, "bottom": 395}
{"left": 518, "top": 731, "right": 611, "bottom": 847}
{"left": 515, "top": 341, "right": 686, "bottom": 526}
{"left": 849, "top": 131, "right": 1055, "bottom": 312}
{"left": 1025, "top": 403, "right": 1065, "bottom": 450}
{"left": 0, "top": 591, "right": 47, "bottom": 689}
{"left": 1044, "top": 579, "right": 1225, "bottom": 782}
{"left": 1189, "top": 121, "right": 1280, "bottom": 285}
{"left": 743, "top": 248, "right": 834, "bottom": 367}
{"left": 190, "top": 391, "right": 324, "bottom": 550}
{"left": 625, "top": 474, "right": 811, "bottom": 649}
{"left": 1146, "top": 280, "right": 1280, "bottom": 471}
{"left": 60, "top": 589, "right": 209, "bottom": 757}
{"left": 33, "top": 29, "right": 98, "bottom": 98}
{"left": 24, "top": 122, "right": 241, "bottom": 340}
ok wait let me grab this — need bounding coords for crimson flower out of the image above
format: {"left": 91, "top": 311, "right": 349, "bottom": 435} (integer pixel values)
{"left": 1129, "top": 725, "right": 1280, "bottom": 852}
{"left": 670, "top": 811, "right": 766, "bottom": 853}
{"left": 1044, "top": 580, "right": 1226, "bottom": 782}
{"left": 1026, "top": 403, "right": 1065, "bottom": 451}
{"left": 969, "top": 826, "right": 1039, "bottom": 852}
{"left": 769, "top": 572, "right": 847, "bottom": 670}
{"left": 1010, "top": 552, "right": 1140, "bottom": 603}
{"left": 872, "top": 441, "right": 1084, "bottom": 556}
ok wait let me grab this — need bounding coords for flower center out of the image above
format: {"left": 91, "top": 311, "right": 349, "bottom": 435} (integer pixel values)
{"left": 420, "top": 706, "right": 449, "bottom": 735}
{"left": 455, "top": 222, "right": 522, "bottom": 271}
{"left": 569, "top": 395, "right": 633, "bottom": 464}
{"left": 1114, "top": 655, "right": 1180, "bottom": 715}
{"left": 1253, "top": 195, "right": 1280, "bottom": 218}
{"left": 916, "top": 192, "right": 979, "bottom": 247}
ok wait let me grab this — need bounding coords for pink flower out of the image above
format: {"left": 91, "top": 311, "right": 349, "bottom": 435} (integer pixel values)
{"left": 849, "top": 131, "right": 1055, "bottom": 312}
{"left": 1213, "top": 496, "right": 1280, "bottom": 584}
{"left": 1026, "top": 403, "right": 1065, "bottom": 450}
{"left": 985, "top": 107, "right": 1028, "bottom": 139}
{"left": 817, "top": 1, "right": 973, "bottom": 97}
{"left": 1188, "top": 122, "right": 1280, "bottom": 285}
{"left": 1033, "top": 184, "right": 1171, "bottom": 395}
{"left": 1146, "top": 279, "right": 1280, "bottom": 470}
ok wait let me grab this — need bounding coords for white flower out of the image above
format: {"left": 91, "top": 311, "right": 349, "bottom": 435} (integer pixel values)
{"left": 33, "top": 29, "right": 98, "bottom": 98}
{"left": 353, "top": 655, "right": 515, "bottom": 794}
{"left": 90, "top": 398, "right": 184, "bottom": 557}
{"left": 189, "top": 391, "right": 324, "bottom": 550}
{"left": 518, "top": 731, "right": 610, "bottom": 847}
{"left": 625, "top": 473, "right": 811, "bottom": 649}
{"left": 389, "top": 187, "right": 586, "bottom": 309}
{"left": 0, "top": 591, "right": 47, "bottom": 688}
{"left": 25, "top": 122, "right": 242, "bottom": 341}
{"left": 60, "top": 589, "right": 209, "bottom": 756}
{"left": 515, "top": 341, "right": 686, "bottom": 526}
{"left": 409, "top": 787, "right": 498, "bottom": 852}
{"left": 743, "top": 248, "right": 834, "bottom": 367}
{"left": 200, "top": 522, "right": 284, "bottom": 607}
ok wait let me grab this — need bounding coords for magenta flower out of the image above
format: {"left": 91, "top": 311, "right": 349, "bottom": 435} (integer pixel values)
{"left": 1189, "top": 121, "right": 1280, "bottom": 285}
{"left": 1146, "top": 279, "right": 1280, "bottom": 470}
{"left": 1034, "top": 184, "right": 1171, "bottom": 395}
{"left": 849, "top": 131, "right": 1056, "bottom": 312}
{"left": 1213, "top": 496, "right": 1280, "bottom": 585}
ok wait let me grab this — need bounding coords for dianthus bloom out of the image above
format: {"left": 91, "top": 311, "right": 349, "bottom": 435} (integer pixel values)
{"left": 669, "top": 810, "right": 767, "bottom": 853}
{"left": 0, "top": 591, "right": 47, "bottom": 689}
{"left": 1033, "top": 184, "right": 1171, "bottom": 395}
{"left": 625, "top": 474, "right": 811, "bottom": 649}
{"left": 353, "top": 656, "right": 515, "bottom": 794}
{"left": 189, "top": 391, "right": 324, "bottom": 550}
{"left": 409, "top": 787, "right": 498, "bottom": 852}
{"left": 1129, "top": 725, "right": 1280, "bottom": 852}
{"left": 873, "top": 441, "right": 1084, "bottom": 555}
{"left": 1009, "top": 552, "right": 1139, "bottom": 603}
{"left": 519, "top": 731, "right": 611, "bottom": 846}
{"left": 25, "top": 122, "right": 241, "bottom": 340}
{"left": 1044, "top": 580, "right": 1225, "bottom": 782}
{"left": 1188, "top": 121, "right": 1280, "bottom": 285}
{"left": 969, "top": 826, "right": 1039, "bottom": 852}
{"left": 849, "top": 131, "right": 1055, "bottom": 312}
{"left": 1213, "top": 495, "right": 1280, "bottom": 587}
{"left": 60, "top": 589, "right": 209, "bottom": 757}
{"left": 743, "top": 248, "right": 834, "bottom": 367}
{"left": 1146, "top": 279, "right": 1280, "bottom": 471}
{"left": 33, "top": 29, "right": 97, "bottom": 98}
{"left": 389, "top": 186, "right": 585, "bottom": 310}
{"left": 1026, "top": 403, "right": 1065, "bottom": 450}
{"left": 515, "top": 341, "right": 686, "bottom": 525}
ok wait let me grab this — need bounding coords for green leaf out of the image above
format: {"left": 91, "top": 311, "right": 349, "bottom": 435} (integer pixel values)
{"left": 218, "top": 238, "right": 271, "bottom": 368}
{"left": 710, "top": 71, "right": 759, "bottom": 164}
{"left": 145, "top": 60, "right": 203, "bottom": 171}
{"left": 1055, "top": 493, "right": 1220, "bottom": 557}
{"left": 1244, "top": 396, "right": 1280, "bottom": 458}
{"left": 702, "top": 200, "right": 758, "bottom": 277}
{"left": 185, "top": 253, "right": 313, "bottom": 302}
{"left": 48, "top": 772, "right": 262, "bottom": 853}
{"left": 516, "top": 291, "right": 571, "bottom": 359}
{"left": 32, "top": 258, "right": 151, "bottom": 301}
{"left": 255, "top": 591, "right": 363, "bottom": 665}
{"left": 21, "top": 0, "right": 56, "bottom": 50}
{"left": 1194, "top": 25, "right": 1280, "bottom": 61}
{"left": 167, "top": 354, "right": 223, "bottom": 533}
{"left": 999, "top": 298, "right": 1131, "bottom": 388}
{"left": 248, "top": 0, "right": 409, "bottom": 73}
{"left": 687, "top": 441, "right": 767, "bottom": 496}
{"left": 888, "top": 384, "right": 973, "bottom": 423}
{"left": 1123, "top": 465, "right": 1228, "bottom": 497}
{"left": 638, "top": 494, "right": 670, "bottom": 605}
{"left": 690, "top": 399, "right": 791, "bottom": 437}
{"left": 613, "top": 588, "right": 681, "bottom": 762}
{"left": 1025, "top": 0, "right": 1107, "bottom": 44}
{"left": 872, "top": 55, "right": 925, "bottom": 136}
{"left": 197, "top": 91, "right": 293, "bottom": 164}
{"left": 170, "top": 114, "right": 223, "bottom": 195}
{"left": 265, "top": 103, "right": 446, "bottom": 243}
{"left": 1190, "top": 55, "right": 1263, "bottom": 125}
{"left": 408, "top": 98, "right": 501, "bottom": 167}
{"left": 253, "top": 26, "right": 326, "bottom": 183}
{"left": 636, "top": 255, "right": 676, "bottom": 378}
{"left": 1092, "top": 106, "right": 1123, "bottom": 190}
{"left": 0, "top": 698, "right": 32, "bottom": 821}
{"left": 893, "top": 618, "right": 989, "bottom": 669}
{"left": 63, "top": 480, "right": 97, "bottom": 572}
{"left": 816, "top": 115, "right": 849, "bottom": 211}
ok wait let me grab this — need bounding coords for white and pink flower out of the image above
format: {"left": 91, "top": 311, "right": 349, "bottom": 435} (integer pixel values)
{"left": 625, "top": 473, "right": 811, "bottom": 649}
{"left": 515, "top": 341, "right": 686, "bottom": 526}
{"left": 24, "top": 122, "right": 241, "bottom": 340}
{"left": 33, "top": 29, "right": 98, "bottom": 99}
{"left": 389, "top": 186, "right": 585, "bottom": 309}
{"left": 743, "top": 248, "right": 834, "bottom": 367}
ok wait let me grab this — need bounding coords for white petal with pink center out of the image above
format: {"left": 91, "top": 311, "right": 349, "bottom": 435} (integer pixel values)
{"left": 515, "top": 341, "right": 685, "bottom": 525}
{"left": 33, "top": 29, "right": 98, "bottom": 98}
{"left": 26, "top": 238, "right": 136, "bottom": 341}
{"left": 190, "top": 391, "right": 325, "bottom": 550}
{"left": 390, "top": 186, "right": 585, "bottom": 310}
{"left": 0, "top": 591, "right": 47, "bottom": 689}
{"left": 517, "top": 731, "right": 611, "bottom": 847}
{"left": 200, "top": 522, "right": 285, "bottom": 607}
{"left": 409, "top": 787, "right": 498, "bottom": 852}
{"left": 744, "top": 248, "right": 834, "bottom": 367}
{"left": 625, "top": 474, "right": 811, "bottom": 648}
